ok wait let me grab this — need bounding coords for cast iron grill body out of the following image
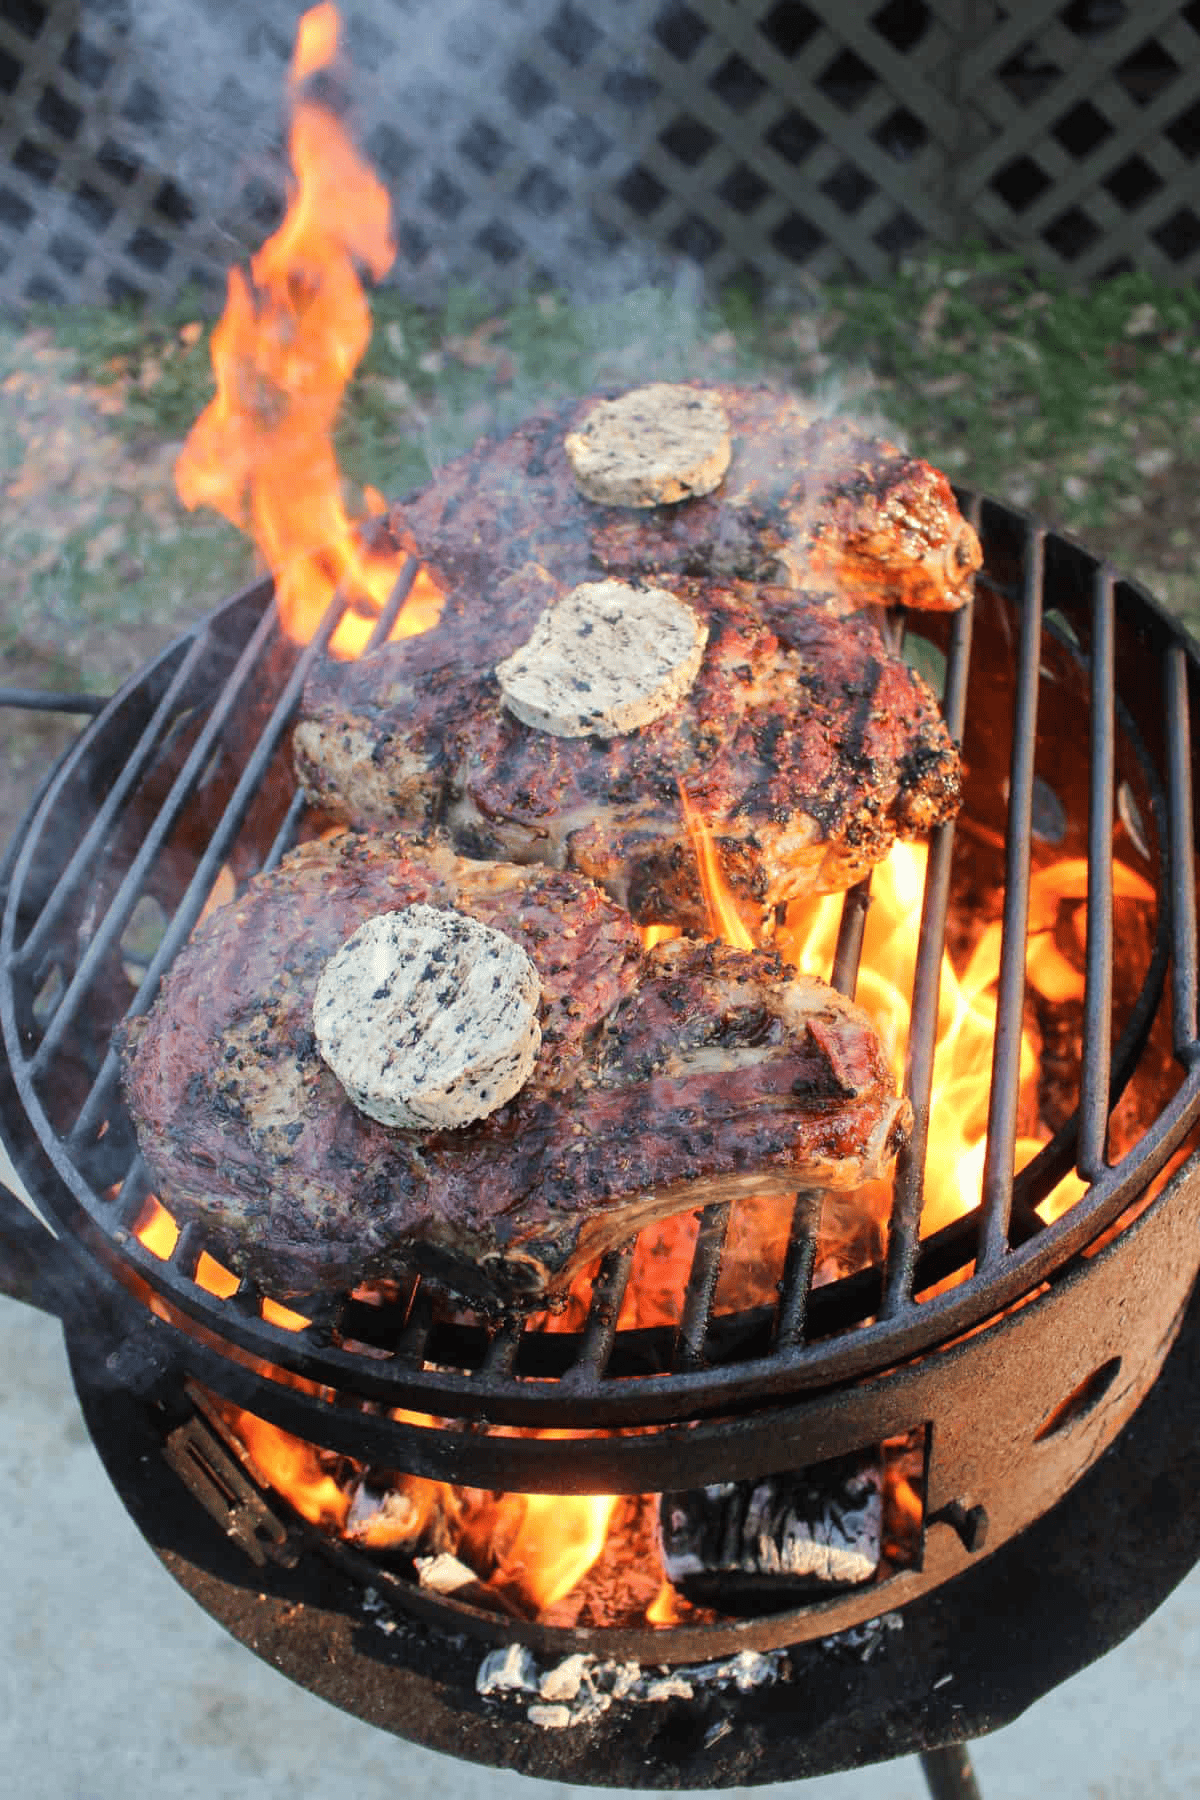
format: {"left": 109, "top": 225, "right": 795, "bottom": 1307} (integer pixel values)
{"left": 4, "top": 492, "right": 1200, "bottom": 1663}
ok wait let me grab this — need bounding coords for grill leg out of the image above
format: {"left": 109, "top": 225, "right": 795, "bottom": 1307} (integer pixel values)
{"left": 919, "top": 1743, "right": 983, "bottom": 1800}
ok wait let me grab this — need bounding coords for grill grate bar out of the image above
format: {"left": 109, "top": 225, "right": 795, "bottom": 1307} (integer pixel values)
{"left": 65, "top": 591, "right": 351, "bottom": 1152}
{"left": 774, "top": 869, "right": 877, "bottom": 1347}
{"left": 978, "top": 528, "right": 1045, "bottom": 1269}
{"left": 14, "top": 630, "right": 214, "bottom": 972}
{"left": 829, "top": 877, "right": 874, "bottom": 998}
{"left": 112, "top": 1152, "right": 152, "bottom": 1231}
{"left": 774, "top": 1188, "right": 825, "bottom": 1350}
{"left": 256, "top": 562, "right": 421, "bottom": 878}
{"left": 365, "top": 557, "right": 421, "bottom": 652}
{"left": 562, "top": 1244, "right": 637, "bottom": 1387}
{"left": 482, "top": 1317, "right": 523, "bottom": 1379}
{"left": 675, "top": 1203, "right": 733, "bottom": 1370}
{"left": 1079, "top": 568, "right": 1116, "bottom": 1178}
{"left": 171, "top": 1219, "right": 207, "bottom": 1279}
{"left": 1166, "top": 644, "right": 1199, "bottom": 1059}
{"left": 881, "top": 591, "right": 976, "bottom": 1315}
{"left": 393, "top": 1287, "right": 436, "bottom": 1368}
{"left": 28, "top": 603, "right": 281, "bottom": 1081}
{"left": 262, "top": 790, "right": 310, "bottom": 875}
{"left": 694, "top": 610, "right": 911, "bottom": 1361}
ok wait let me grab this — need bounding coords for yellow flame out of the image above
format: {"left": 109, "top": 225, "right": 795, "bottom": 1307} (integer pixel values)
{"left": 174, "top": 4, "right": 443, "bottom": 659}
{"left": 677, "top": 780, "right": 755, "bottom": 950}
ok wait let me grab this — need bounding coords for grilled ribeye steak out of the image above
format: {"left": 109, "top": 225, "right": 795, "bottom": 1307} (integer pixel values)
{"left": 118, "top": 835, "right": 909, "bottom": 1310}
{"left": 294, "top": 583, "right": 960, "bottom": 933}
{"left": 389, "top": 383, "right": 980, "bottom": 616}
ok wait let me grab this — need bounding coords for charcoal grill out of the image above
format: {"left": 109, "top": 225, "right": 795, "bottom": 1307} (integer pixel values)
{"left": 3, "top": 491, "right": 1200, "bottom": 1787}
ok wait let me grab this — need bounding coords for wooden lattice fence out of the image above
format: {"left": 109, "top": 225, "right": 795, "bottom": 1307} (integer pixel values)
{"left": 1, "top": 0, "right": 1199, "bottom": 310}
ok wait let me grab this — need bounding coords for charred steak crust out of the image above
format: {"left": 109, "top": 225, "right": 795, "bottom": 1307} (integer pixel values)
{"left": 295, "top": 582, "right": 961, "bottom": 930}
{"left": 119, "top": 836, "right": 909, "bottom": 1310}
{"left": 387, "top": 383, "right": 980, "bottom": 614}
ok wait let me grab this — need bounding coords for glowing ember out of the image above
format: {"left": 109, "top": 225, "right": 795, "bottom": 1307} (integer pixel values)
{"left": 132, "top": 1194, "right": 178, "bottom": 1260}
{"left": 174, "top": 2, "right": 442, "bottom": 659}
{"left": 646, "top": 1580, "right": 686, "bottom": 1626}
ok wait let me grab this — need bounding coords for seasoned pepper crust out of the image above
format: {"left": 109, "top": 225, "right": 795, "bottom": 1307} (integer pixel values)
{"left": 296, "top": 581, "right": 961, "bottom": 933}
{"left": 119, "top": 836, "right": 909, "bottom": 1310}
{"left": 386, "top": 382, "right": 980, "bottom": 613}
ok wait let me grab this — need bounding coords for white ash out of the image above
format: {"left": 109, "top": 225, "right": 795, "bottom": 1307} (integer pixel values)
{"left": 346, "top": 1483, "right": 423, "bottom": 1544}
{"left": 746, "top": 1467, "right": 882, "bottom": 1585}
{"left": 661, "top": 1463, "right": 883, "bottom": 1589}
{"left": 495, "top": 580, "right": 708, "bottom": 739}
{"left": 564, "top": 383, "right": 732, "bottom": 507}
{"left": 476, "top": 1643, "right": 788, "bottom": 1731}
{"left": 415, "top": 1553, "right": 479, "bottom": 1596}
{"left": 819, "top": 1611, "right": 904, "bottom": 1662}
{"left": 312, "top": 905, "right": 541, "bottom": 1130}
{"left": 360, "top": 1586, "right": 399, "bottom": 1637}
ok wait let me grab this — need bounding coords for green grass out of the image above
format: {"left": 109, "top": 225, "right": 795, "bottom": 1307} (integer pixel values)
{"left": 16, "top": 243, "right": 1200, "bottom": 641}
{"left": 803, "top": 250, "right": 1200, "bottom": 539}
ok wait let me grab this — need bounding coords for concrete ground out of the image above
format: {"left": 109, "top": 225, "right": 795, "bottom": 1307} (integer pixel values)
{"left": 1, "top": 1146, "right": 1198, "bottom": 1800}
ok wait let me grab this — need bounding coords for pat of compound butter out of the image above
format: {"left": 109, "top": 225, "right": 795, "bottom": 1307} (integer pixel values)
{"left": 312, "top": 905, "right": 541, "bottom": 1129}
{"left": 495, "top": 580, "right": 708, "bottom": 738}
{"left": 564, "top": 383, "right": 731, "bottom": 507}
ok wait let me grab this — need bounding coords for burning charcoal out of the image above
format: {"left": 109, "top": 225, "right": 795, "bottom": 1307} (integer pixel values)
{"left": 659, "top": 1452, "right": 882, "bottom": 1615}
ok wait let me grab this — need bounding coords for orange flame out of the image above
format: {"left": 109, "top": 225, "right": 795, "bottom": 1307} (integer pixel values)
{"left": 293, "top": 0, "right": 339, "bottom": 78}
{"left": 677, "top": 780, "right": 756, "bottom": 950}
{"left": 778, "top": 844, "right": 1153, "bottom": 1240}
{"left": 228, "top": 1406, "right": 350, "bottom": 1530}
{"left": 455, "top": 1485, "right": 619, "bottom": 1612}
{"left": 205, "top": 1394, "right": 617, "bottom": 1614}
{"left": 175, "top": 4, "right": 442, "bottom": 659}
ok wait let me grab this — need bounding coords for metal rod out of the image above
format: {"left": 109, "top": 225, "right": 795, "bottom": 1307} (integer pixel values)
{"left": 881, "top": 595, "right": 975, "bottom": 1315}
{"left": 171, "top": 1219, "right": 206, "bottom": 1279}
{"left": 364, "top": 557, "right": 420, "bottom": 652}
{"left": 0, "top": 686, "right": 108, "bottom": 715}
{"left": 261, "top": 788, "right": 310, "bottom": 875}
{"left": 830, "top": 876, "right": 872, "bottom": 998}
{"left": 1166, "top": 644, "right": 1199, "bottom": 1059}
{"left": 676, "top": 1204, "right": 732, "bottom": 1369}
{"left": 919, "top": 1742, "right": 983, "bottom": 1800}
{"left": 14, "top": 633, "right": 212, "bottom": 969}
{"left": 978, "top": 529, "right": 1044, "bottom": 1268}
{"left": 774, "top": 1188, "right": 824, "bottom": 1349}
{"left": 28, "top": 603, "right": 282, "bottom": 1078}
{"left": 1078, "top": 567, "right": 1116, "bottom": 1178}
{"left": 481, "top": 1317, "right": 522, "bottom": 1380}
{"left": 65, "top": 589, "right": 351, "bottom": 1148}
{"left": 564, "top": 1243, "right": 636, "bottom": 1386}
{"left": 111, "top": 1153, "right": 152, "bottom": 1230}
{"left": 393, "top": 1286, "right": 435, "bottom": 1367}
{"left": 775, "top": 870, "right": 878, "bottom": 1347}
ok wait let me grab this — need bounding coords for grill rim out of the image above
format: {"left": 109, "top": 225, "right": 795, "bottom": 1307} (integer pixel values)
{"left": 3, "top": 492, "right": 1200, "bottom": 1450}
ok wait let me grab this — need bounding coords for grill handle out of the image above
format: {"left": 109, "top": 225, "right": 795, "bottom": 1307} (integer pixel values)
{"left": 0, "top": 687, "right": 109, "bottom": 715}
{"left": 0, "top": 1176, "right": 78, "bottom": 1319}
